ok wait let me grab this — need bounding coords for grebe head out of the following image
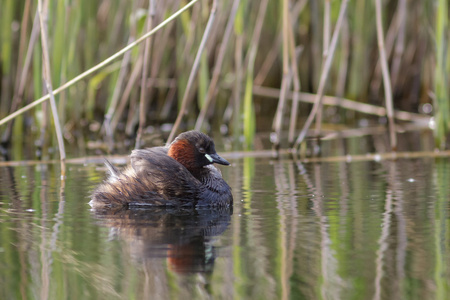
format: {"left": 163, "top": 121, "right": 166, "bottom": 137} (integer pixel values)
{"left": 168, "top": 131, "right": 229, "bottom": 171}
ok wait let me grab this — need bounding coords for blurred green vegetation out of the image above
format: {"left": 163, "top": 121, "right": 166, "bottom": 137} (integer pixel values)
{"left": 0, "top": 0, "right": 448, "bottom": 155}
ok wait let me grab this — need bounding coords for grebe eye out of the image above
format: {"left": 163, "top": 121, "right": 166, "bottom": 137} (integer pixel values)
{"left": 198, "top": 147, "right": 205, "bottom": 153}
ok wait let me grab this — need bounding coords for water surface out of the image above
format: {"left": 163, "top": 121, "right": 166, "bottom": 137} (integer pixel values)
{"left": 0, "top": 154, "right": 449, "bottom": 299}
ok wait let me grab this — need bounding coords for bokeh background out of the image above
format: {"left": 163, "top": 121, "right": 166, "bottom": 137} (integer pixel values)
{"left": 0, "top": 0, "right": 448, "bottom": 158}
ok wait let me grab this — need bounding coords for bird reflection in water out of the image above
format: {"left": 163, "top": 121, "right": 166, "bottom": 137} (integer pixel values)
{"left": 91, "top": 206, "right": 232, "bottom": 274}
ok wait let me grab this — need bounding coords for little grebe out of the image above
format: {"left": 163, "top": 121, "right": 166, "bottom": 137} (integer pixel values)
{"left": 90, "top": 131, "right": 232, "bottom": 208}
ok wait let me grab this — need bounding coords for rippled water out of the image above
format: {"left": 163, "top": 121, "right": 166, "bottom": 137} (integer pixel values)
{"left": 0, "top": 155, "right": 449, "bottom": 299}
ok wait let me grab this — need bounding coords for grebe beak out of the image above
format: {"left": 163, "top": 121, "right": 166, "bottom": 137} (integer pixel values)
{"left": 205, "top": 153, "right": 230, "bottom": 165}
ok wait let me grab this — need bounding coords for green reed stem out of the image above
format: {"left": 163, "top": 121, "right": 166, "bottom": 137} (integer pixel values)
{"left": 434, "top": 0, "right": 449, "bottom": 149}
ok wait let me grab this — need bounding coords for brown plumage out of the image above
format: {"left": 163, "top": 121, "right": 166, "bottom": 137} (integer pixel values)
{"left": 90, "top": 131, "right": 232, "bottom": 208}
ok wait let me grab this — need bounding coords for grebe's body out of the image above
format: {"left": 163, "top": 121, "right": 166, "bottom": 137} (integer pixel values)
{"left": 90, "top": 131, "right": 232, "bottom": 208}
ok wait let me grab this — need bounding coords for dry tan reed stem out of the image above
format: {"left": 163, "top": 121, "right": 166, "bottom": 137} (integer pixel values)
{"left": 136, "top": 0, "right": 156, "bottom": 149}
{"left": 14, "top": 0, "right": 31, "bottom": 88}
{"left": 390, "top": 0, "right": 406, "bottom": 90}
{"left": 2, "top": 10, "right": 39, "bottom": 144}
{"left": 375, "top": 0, "right": 397, "bottom": 150}
{"left": 253, "top": 35, "right": 281, "bottom": 86}
{"left": 287, "top": 15, "right": 302, "bottom": 145}
{"left": 243, "top": 0, "right": 269, "bottom": 70}
{"left": 254, "top": 0, "right": 306, "bottom": 86}
{"left": 103, "top": 0, "right": 140, "bottom": 141}
{"left": 0, "top": 0, "right": 200, "bottom": 128}
{"left": 168, "top": 0, "right": 218, "bottom": 143}
{"left": 194, "top": 0, "right": 241, "bottom": 131}
{"left": 145, "top": 3, "right": 178, "bottom": 119}
{"left": 336, "top": 18, "right": 349, "bottom": 99}
{"left": 272, "top": 0, "right": 292, "bottom": 149}
{"left": 103, "top": 39, "right": 133, "bottom": 134}
{"left": 37, "top": 0, "right": 66, "bottom": 174}
{"left": 110, "top": 56, "right": 143, "bottom": 133}
{"left": 315, "top": 0, "right": 332, "bottom": 134}
{"left": 370, "top": 7, "right": 399, "bottom": 97}
{"left": 293, "top": 0, "right": 349, "bottom": 149}
{"left": 253, "top": 86, "right": 429, "bottom": 122}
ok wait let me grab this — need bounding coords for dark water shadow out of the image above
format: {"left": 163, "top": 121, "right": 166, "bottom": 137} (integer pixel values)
{"left": 90, "top": 206, "right": 232, "bottom": 274}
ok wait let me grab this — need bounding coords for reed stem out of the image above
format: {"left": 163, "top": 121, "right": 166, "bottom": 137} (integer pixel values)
{"left": 168, "top": 0, "right": 217, "bottom": 143}
{"left": 287, "top": 16, "right": 302, "bottom": 146}
{"left": 194, "top": 0, "right": 241, "bottom": 131}
{"left": 253, "top": 86, "right": 428, "bottom": 122}
{"left": 37, "top": 0, "right": 66, "bottom": 174}
{"left": 2, "top": 10, "right": 40, "bottom": 144}
{"left": 293, "top": 0, "right": 350, "bottom": 149}
{"left": 375, "top": 0, "right": 397, "bottom": 150}
{"left": 136, "top": 0, "right": 156, "bottom": 149}
{"left": 315, "top": 0, "right": 332, "bottom": 134}
{"left": 272, "top": 0, "right": 291, "bottom": 149}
